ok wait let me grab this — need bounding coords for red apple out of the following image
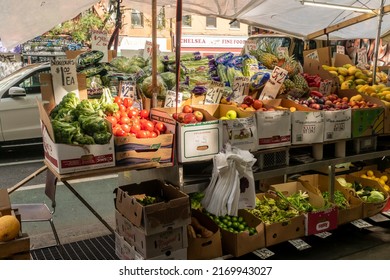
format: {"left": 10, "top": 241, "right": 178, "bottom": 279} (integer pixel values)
{"left": 177, "top": 112, "right": 187, "bottom": 123}
{"left": 243, "top": 95, "right": 254, "bottom": 106}
{"left": 193, "top": 110, "right": 204, "bottom": 122}
{"left": 252, "top": 99, "right": 263, "bottom": 110}
{"left": 183, "top": 113, "right": 197, "bottom": 124}
{"left": 172, "top": 112, "right": 179, "bottom": 120}
{"left": 182, "top": 105, "right": 193, "bottom": 113}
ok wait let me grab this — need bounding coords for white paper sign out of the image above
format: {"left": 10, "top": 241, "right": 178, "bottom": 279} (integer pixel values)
{"left": 258, "top": 66, "right": 288, "bottom": 100}
{"left": 315, "top": 231, "right": 332, "bottom": 239}
{"left": 244, "top": 40, "right": 257, "bottom": 53}
{"left": 382, "top": 210, "right": 390, "bottom": 217}
{"left": 319, "top": 80, "right": 333, "bottom": 95}
{"left": 277, "top": 46, "right": 288, "bottom": 59}
{"left": 231, "top": 76, "right": 250, "bottom": 102}
{"left": 336, "top": 45, "right": 345, "bottom": 54}
{"left": 288, "top": 238, "right": 311, "bottom": 251}
{"left": 357, "top": 47, "right": 368, "bottom": 65}
{"left": 50, "top": 59, "right": 78, "bottom": 104}
{"left": 351, "top": 219, "right": 372, "bottom": 228}
{"left": 143, "top": 41, "right": 160, "bottom": 60}
{"left": 306, "top": 50, "right": 319, "bottom": 61}
{"left": 252, "top": 248, "right": 275, "bottom": 259}
{"left": 164, "top": 90, "right": 183, "bottom": 108}
{"left": 118, "top": 80, "right": 136, "bottom": 99}
{"left": 204, "top": 80, "right": 225, "bottom": 104}
{"left": 369, "top": 213, "right": 390, "bottom": 222}
{"left": 91, "top": 30, "right": 109, "bottom": 62}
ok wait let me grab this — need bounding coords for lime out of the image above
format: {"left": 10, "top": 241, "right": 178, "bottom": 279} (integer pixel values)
{"left": 231, "top": 216, "right": 238, "bottom": 222}
{"left": 238, "top": 216, "right": 244, "bottom": 223}
{"left": 238, "top": 224, "right": 245, "bottom": 231}
{"left": 232, "top": 222, "right": 239, "bottom": 229}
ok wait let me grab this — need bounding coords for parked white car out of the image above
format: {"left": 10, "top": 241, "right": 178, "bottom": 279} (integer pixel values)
{"left": 0, "top": 62, "right": 50, "bottom": 148}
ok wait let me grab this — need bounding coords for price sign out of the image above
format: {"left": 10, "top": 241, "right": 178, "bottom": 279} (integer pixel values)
{"left": 231, "top": 76, "right": 250, "bottom": 102}
{"left": 315, "top": 231, "right": 332, "bottom": 239}
{"left": 91, "top": 30, "right": 109, "bottom": 62}
{"left": 50, "top": 59, "right": 78, "bottom": 104}
{"left": 382, "top": 210, "right": 390, "bottom": 217}
{"left": 143, "top": 41, "right": 160, "bottom": 60}
{"left": 118, "top": 80, "right": 136, "bottom": 99}
{"left": 252, "top": 248, "right": 275, "bottom": 259}
{"left": 336, "top": 45, "right": 345, "bottom": 54}
{"left": 164, "top": 90, "right": 183, "bottom": 108}
{"left": 288, "top": 238, "right": 311, "bottom": 251}
{"left": 277, "top": 46, "right": 288, "bottom": 59}
{"left": 351, "top": 219, "right": 372, "bottom": 229}
{"left": 357, "top": 47, "right": 368, "bottom": 65}
{"left": 204, "top": 80, "right": 225, "bottom": 104}
{"left": 244, "top": 39, "right": 257, "bottom": 53}
{"left": 306, "top": 50, "right": 319, "bottom": 61}
{"left": 258, "top": 66, "right": 288, "bottom": 100}
{"left": 319, "top": 80, "right": 333, "bottom": 95}
{"left": 369, "top": 213, "right": 390, "bottom": 222}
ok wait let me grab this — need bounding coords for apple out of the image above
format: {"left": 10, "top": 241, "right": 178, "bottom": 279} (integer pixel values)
{"left": 177, "top": 112, "right": 187, "bottom": 123}
{"left": 220, "top": 116, "right": 229, "bottom": 120}
{"left": 239, "top": 103, "right": 249, "bottom": 109}
{"left": 193, "top": 110, "right": 204, "bottom": 122}
{"left": 226, "top": 110, "right": 237, "bottom": 120}
{"left": 252, "top": 99, "right": 263, "bottom": 110}
{"left": 172, "top": 112, "right": 179, "bottom": 120}
{"left": 243, "top": 95, "right": 254, "bottom": 106}
{"left": 183, "top": 113, "right": 197, "bottom": 124}
{"left": 182, "top": 105, "right": 193, "bottom": 113}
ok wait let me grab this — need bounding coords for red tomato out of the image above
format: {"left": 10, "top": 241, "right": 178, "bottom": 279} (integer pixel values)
{"left": 131, "top": 118, "right": 140, "bottom": 125}
{"left": 136, "top": 130, "right": 149, "bottom": 139}
{"left": 119, "top": 116, "right": 130, "bottom": 125}
{"left": 127, "top": 109, "right": 139, "bottom": 119}
{"left": 114, "top": 127, "right": 126, "bottom": 137}
{"left": 123, "top": 98, "right": 133, "bottom": 108}
{"left": 154, "top": 121, "right": 166, "bottom": 133}
{"left": 120, "top": 111, "right": 128, "bottom": 118}
{"left": 105, "top": 116, "right": 117, "bottom": 127}
{"left": 143, "top": 120, "right": 155, "bottom": 132}
{"left": 119, "top": 104, "right": 127, "bottom": 112}
{"left": 139, "top": 109, "right": 149, "bottom": 119}
{"left": 121, "top": 124, "right": 131, "bottom": 133}
{"left": 130, "top": 124, "right": 141, "bottom": 134}
{"left": 153, "top": 128, "right": 161, "bottom": 136}
{"left": 150, "top": 131, "right": 158, "bottom": 138}
{"left": 113, "top": 111, "right": 121, "bottom": 120}
{"left": 114, "top": 96, "right": 122, "bottom": 105}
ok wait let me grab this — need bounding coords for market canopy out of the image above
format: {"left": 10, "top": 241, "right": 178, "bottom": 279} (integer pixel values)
{"left": 1, "top": 0, "right": 389, "bottom": 50}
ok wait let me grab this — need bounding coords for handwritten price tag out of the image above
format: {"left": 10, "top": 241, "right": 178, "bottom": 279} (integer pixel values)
{"left": 91, "top": 30, "right": 109, "bottom": 62}
{"left": 319, "top": 80, "right": 333, "bottom": 95}
{"left": 351, "top": 219, "right": 372, "bottom": 229}
{"left": 258, "top": 66, "right": 288, "bottom": 100}
{"left": 288, "top": 238, "right": 311, "bottom": 251}
{"left": 277, "top": 46, "right": 288, "bottom": 59}
{"left": 204, "top": 80, "right": 225, "bottom": 104}
{"left": 50, "top": 59, "right": 78, "bottom": 104}
{"left": 252, "top": 248, "right": 275, "bottom": 259}
{"left": 336, "top": 45, "right": 345, "bottom": 54}
{"left": 357, "top": 47, "right": 367, "bottom": 65}
{"left": 164, "top": 90, "right": 182, "bottom": 108}
{"left": 244, "top": 40, "right": 257, "bottom": 53}
{"left": 315, "top": 231, "right": 332, "bottom": 239}
{"left": 306, "top": 50, "right": 319, "bottom": 61}
{"left": 231, "top": 76, "right": 250, "bottom": 102}
{"left": 118, "top": 80, "right": 136, "bottom": 99}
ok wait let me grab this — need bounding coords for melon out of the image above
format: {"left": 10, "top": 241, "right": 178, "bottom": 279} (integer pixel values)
{"left": 0, "top": 215, "right": 20, "bottom": 242}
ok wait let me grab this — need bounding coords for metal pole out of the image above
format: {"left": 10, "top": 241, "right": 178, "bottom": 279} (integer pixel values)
{"left": 175, "top": 0, "right": 182, "bottom": 114}
{"left": 372, "top": 0, "right": 385, "bottom": 85}
{"left": 151, "top": 0, "right": 158, "bottom": 108}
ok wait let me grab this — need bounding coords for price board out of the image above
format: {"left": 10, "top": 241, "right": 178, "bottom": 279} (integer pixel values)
{"left": 204, "top": 80, "right": 225, "bottom": 104}
{"left": 319, "top": 80, "right": 333, "bottom": 95}
{"left": 164, "top": 90, "right": 183, "bottom": 108}
{"left": 276, "top": 46, "right": 288, "bottom": 59}
{"left": 357, "top": 47, "right": 368, "bottom": 65}
{"left": 91, "top": 30, "right": 109, "bottom": 62}
{"left": 288, "top": 238, "right": 311, "bottom": 251}
{"left": 118, "top": 80, "right": 136, "bottom": 99}
{"left": 50, "top": 59, "right": 78, "bottom": 104}
{"left": 258, "top": 66, "right": 288, "bottom": 100}
{"left": 336, "top": 45, "right": 345, "bottom": 54}
{"left": 315, "top": 231, "right": 332, "bottom": 239}
{"left": 252, "top": 248, "right": 275, "bottom": 259}
{"left": 231, "top": 76, "right": 250, "bottom": 102}
{"left": 350, "top": 219, "right": 372, "bottom": 229}
{"left": 243, "top": 39, "right": 257, "bottom": 53}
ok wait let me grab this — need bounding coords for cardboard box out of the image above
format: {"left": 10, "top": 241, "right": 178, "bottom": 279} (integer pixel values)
{"left": 0, "top": 233, "right": 30, "bottom": 259}
{"left": 256, "top": 193, "right": 305, "bottom": 247}
{"left": 115, "top": 180, "right": 191, "bottom": 236}
{"left": 150, "top": 106, "right": 222, "bottom": 163}
{"left": 256, "top": 99, "right": 291, "bottom": 149}
{"left": 187, "top": 210, "right": 223, "bottom": 260}
{"left": 298, "top": 174, "right": 363, "bottom": 225}
{"left": 281, "top": 99, "right": 325, "bottom": 144}
{"left": 323, "top": 109, "right": 352, "bottom": 141}
{"left": 114, "top": 134, "right": 174, "bottom": 167}
{"left": 303, "top": 47, "right": 332, "bottom": 67}
{"left": 269, "top": 181, "right": 338, "bottom": 235}
{"left": 115, "top": 210, "right": 187, "bottom": 259}
{"left": 0, "top": 189, "right": 11, "bottom": 216}
{"left": 38, "top": 73, "right": 115, "bottom": 174}
{"left": 220, "top": 209, "right": 265, "bottom": 257}
{"left": 335, "top": 175, "right": 389, "bottom": 218}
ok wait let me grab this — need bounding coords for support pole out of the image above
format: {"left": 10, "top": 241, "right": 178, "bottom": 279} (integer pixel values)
{"left": 372, "top": 0, "right": 385, "bottom": 85}
{"left": 151, "top": 0, "right": 158, "bottom": 108}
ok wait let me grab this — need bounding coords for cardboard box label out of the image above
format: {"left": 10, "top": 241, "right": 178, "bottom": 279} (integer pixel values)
{"left": 292, "top": 111, "right": 324, "bottom": 144}
{"left": 221, "top": 114, "right": 257, "bottom": 151}
{"left": 256, "top": 110, "right": 291, "bottom": 149}
{"left": 323, "top": 109, "right": 351, "bottom": 141}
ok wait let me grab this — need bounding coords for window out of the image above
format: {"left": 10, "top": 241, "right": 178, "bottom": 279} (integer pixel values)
{"left": 230, "top": 20, "right": 240, "bottom": 29}
{"left": 131, "top": 10, "right": 144, "bottom": 27}
{"left": 206, "top": 16, "right": 217, "bottom": 28}
{"left": 182, "top": 15, "right": 192, "bottom": 27}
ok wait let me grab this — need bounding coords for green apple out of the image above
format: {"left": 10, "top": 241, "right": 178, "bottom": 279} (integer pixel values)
{"left": 220, "top": 116, "right": 229, "bottom": 120}
{"left": 225, "top": 110, "right": 237, "bottom": 120}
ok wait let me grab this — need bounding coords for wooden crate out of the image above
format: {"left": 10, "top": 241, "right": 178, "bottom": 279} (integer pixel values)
{"left": 0, "top": 233, "right": 30, "bottom": 259}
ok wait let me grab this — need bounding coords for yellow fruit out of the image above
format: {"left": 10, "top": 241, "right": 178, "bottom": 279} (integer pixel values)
{"left": 350, "top": 94, "right": 363, "bottom": 102}
{"left": 366, "top": 170, "right": 374, "bottom": 177}
{"left": 380, "top": 175, "right": 388, "bottom": 183}
{"left": 386, "top": 94, "right": 390, "bottom": 102}
{"left": 289, "top": 107, "right": 296, "bottom": 112}
{"left": 355, "top": 79, "right": 367, "bottom": 85}
{"left": 329, "top": 70, "right": 338, "bottom": 76}
{"left": 347, "top": 66, "right": 358, "bottom": 75}
{"left": 379, "top": 179, "right": 386, "bottom": 186}
{"left": 384, "top": 185, "right": 390, "bottom": 192}
{"left": 337, "top": 67, "right": 349, "bottom": 76}
{"left": 361, "top": 174, "right": 368, "bottom": 179}
{"left": 0, "top": 215, "right": 20, "bottom": 242}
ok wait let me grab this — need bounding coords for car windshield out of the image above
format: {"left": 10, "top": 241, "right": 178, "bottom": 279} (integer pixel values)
{"left": 0, "top": 64, "right": 45, "bottom": 92}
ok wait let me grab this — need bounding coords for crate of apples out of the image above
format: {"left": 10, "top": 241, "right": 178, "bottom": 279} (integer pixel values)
{"left": 173, "top": 105, "right": 205, "bottom": 124}
{"left": 105, "top": 96, "right": 167, "bottom": 138}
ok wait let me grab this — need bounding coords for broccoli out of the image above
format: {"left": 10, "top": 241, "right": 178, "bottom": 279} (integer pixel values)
{"left": 73, "top": 132, "right": 95, "bottom": 145}
{"left": 51, "top": 120, "right": 80, "bottom": 144}
{"left": 93, "top": 131, "right": 112, "bottom": 144}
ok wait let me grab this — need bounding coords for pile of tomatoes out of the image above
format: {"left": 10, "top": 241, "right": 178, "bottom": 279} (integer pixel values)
{"left": 106, "top": 96, "right": 167, "bottom": 138}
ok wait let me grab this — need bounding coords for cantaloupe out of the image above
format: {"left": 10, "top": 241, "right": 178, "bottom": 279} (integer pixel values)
{"left": 0, "top": 215, "right": 20, "bottom": 242}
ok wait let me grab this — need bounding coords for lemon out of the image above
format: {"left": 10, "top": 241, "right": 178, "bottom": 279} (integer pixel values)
{"left": 361, "top": 174, "right": 368, "bottom": 179}
{"left": 380, "top": 175, "right": 388, "bottom": 183}
{"left": 366, "top": 170, "right": 374, "bottom": 177}
{"left": 0, "top": 215, "right": 21, "bottom": 242}
{"left": 384, "top": 185, "right": 390, "bottom": 192}
{"left": 379, "top": 179, "right": 386, "bottom": 186}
